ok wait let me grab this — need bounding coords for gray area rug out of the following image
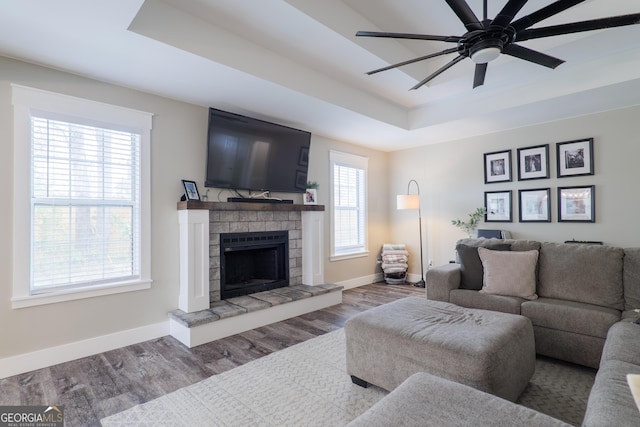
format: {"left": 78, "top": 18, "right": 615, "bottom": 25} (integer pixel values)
{"left": 101, "top": 329, "right": 595, "bottom": 426}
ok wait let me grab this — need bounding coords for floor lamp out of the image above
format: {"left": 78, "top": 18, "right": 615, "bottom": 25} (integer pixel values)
{"left": 397, "top": 180, "right": 425, "bottom": 288}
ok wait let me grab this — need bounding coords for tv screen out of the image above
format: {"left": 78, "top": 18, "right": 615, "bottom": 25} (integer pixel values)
{"left": 205, "top": 108, "right": 311, "bottom": 194}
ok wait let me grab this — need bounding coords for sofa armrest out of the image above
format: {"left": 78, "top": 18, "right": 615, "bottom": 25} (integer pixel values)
{"left": 426, "top": 263, "right": 461, "bottom": 302}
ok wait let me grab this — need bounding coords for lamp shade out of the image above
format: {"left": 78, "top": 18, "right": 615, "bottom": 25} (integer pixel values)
{"left": 397, "top": 194, "right": 420, "bottom": 210}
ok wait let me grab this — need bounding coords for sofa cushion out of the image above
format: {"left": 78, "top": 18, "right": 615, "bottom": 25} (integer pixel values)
{"left": 457, "top": 243, "right": 511, "bottom": 290}
{"left": 457, "top": 238, "right": 541, "bottom": 252}
{"left": 450, "top": 289, "right": 523, "bottom": 314}
{"left": 538, "top": 243, "right": 625, "bottom": 310}
{"left": 346, "top": 372, "right": 571, "bottom": 427}
{"left": 478, "top": 247, "right": 538, "bottom": 300}
{"left": 583, "top": 360, "right": 640, "bottom": 427}
{"left": 600, "top": 321, "right": 640, "bottom": 366}
{"left": 521, "top": 298, "right": 620, "bottom": 338}
{"left": 623, "top": 248, "right": 640, "bottom": 310}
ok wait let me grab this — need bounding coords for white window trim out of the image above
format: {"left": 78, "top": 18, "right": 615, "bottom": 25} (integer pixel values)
{"left": 329, "top": 150, "right": 369, "bottom": 261}
{"left": 11, "top": 84, "right": 153, "bottom": 309}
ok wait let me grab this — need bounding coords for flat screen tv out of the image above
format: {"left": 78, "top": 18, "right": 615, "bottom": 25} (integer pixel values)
{"left": 205, "top": 108, "right": 311, "bottom": 194}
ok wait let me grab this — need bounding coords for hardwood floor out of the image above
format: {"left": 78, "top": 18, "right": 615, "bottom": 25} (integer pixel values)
{"left": 0, "top": 283, "right": 424, "bottom": 426}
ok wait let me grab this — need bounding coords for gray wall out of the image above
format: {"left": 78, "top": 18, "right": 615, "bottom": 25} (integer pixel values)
{"left": 390, "top": 106, "right": 640, "bottom": 273}
{"left": 0, "top": 57, "right": 389, "bottom": 360}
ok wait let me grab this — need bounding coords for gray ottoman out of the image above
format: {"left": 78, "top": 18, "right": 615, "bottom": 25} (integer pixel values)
{"left": 345, "top": 297, "right": 535, "bottom": 402}
{"left": 347, "top": 372, "right": 570, "bottom": 427}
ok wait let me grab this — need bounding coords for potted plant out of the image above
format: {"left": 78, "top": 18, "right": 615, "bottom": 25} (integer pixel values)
{"left": 451, "top": 207, "right": 486, "bottom": 238}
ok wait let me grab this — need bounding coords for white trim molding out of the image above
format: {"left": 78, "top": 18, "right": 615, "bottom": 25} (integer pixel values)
{"left": 0, "top": 321, "right": 169, "bottom": 379}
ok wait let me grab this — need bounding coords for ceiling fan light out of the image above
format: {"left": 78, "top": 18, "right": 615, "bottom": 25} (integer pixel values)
{"left": 471, "top": 47, "right": 501, "bottom": 64}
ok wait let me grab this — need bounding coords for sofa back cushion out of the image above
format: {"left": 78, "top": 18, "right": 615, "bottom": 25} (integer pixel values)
{"left": 623, "top": 248, "right": 640, "bottom": 310}
{"left": 456, "top": 243, "right": 511, "bottom": 290}
{"left": 457, "top": 238, "right": 541, "bottom": 253}
{"left": 538, "top": 243, "right": 625, "bottom": 310}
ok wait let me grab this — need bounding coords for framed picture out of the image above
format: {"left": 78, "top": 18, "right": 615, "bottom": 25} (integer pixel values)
{"left": 519, "top": 188, "right": 551, "bottom": 222}
{"left": 182, "top": 180, "right": 201, "bottom": 201}
{"left": 484, "top": 150, "right": 512, "bottom": 184}
{"left": 558, "top": 185, "right": 595, "bottom": 222}
{"left": 557, "top": 138, "right": 594, "bottom": 177}
{"left": 304, "top": 188, "right": 317, "bottom": 205}
{"left": 517, "top": 144, "right": 549, "bottom": 181}
{"left": 485, "top": 190, "right": 512, "bottom": 222}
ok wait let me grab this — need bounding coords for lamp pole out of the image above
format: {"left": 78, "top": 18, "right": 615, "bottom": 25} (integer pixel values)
{"left": 407, "top": 180, "right": 425, "bottom": 288}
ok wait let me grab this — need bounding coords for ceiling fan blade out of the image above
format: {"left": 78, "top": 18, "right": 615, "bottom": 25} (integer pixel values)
{"left": 356, "top": 31, "right": 461, "bottom": 43}
{"left": 491, "top": 0, "right": 528, "bottom": 29}
{"left": 511, "top": 0, "right": 585, "bottom": 32}
{"left": 445, "top": 0, "right": 484, "bottom": 32}
{"left": 516, "top": 13, "right": 640, "bottom": 41}
{"left": 411, "top": 55, "right": 466, "bottom": 90}
{"left": 473, "top": 63, "right": 487, "bottom": 88}
{"left": 503, "top": 44, "right": 565, "bottom": 68}
{"left": 366, "top": 47, "right": 459, "bottom": 75}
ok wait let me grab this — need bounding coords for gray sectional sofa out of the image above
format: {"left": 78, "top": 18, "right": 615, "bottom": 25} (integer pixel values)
{"left": 424, "top": 238, "right": 640, "bottom": 426}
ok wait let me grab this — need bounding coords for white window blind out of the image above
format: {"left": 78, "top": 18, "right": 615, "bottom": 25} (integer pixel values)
{"left": 30, "top": 116, "right": 141, "bottom": 293}
{"left": 330, "top": 151, "right": 368, "bottom": 258}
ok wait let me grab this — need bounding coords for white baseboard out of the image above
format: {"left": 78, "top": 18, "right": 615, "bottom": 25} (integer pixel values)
{"left": 335, "top": 273, "right": 383, "bottom": 290}
{"left": 0, "top": 321, "right": 169, "bottom": 379}
{"left": 0, "top": 275, "right": 381, "bottom": 378}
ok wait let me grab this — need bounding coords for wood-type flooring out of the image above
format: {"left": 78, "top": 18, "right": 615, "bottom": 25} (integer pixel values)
{"left": 0, "top": 282, "right": 424, "bottom": 426}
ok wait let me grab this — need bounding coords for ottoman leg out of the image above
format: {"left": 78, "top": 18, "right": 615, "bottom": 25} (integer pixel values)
{"left": 351, "top": 375, "right": 369, "bottom": 388}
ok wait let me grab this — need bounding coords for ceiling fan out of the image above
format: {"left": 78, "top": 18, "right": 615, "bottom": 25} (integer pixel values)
{"left": 356, "top": 0, "right": 640, "bottom": 89}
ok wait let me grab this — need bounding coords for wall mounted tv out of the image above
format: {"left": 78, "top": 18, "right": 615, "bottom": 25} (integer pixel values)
{"left": 205, "top": 108, "right": 312, "bottom": 194}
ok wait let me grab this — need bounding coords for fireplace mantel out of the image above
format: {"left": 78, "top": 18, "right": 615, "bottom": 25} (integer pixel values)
{"left": 177, "top": 201, "right": 325, "bottom": 313}
{"left": 177, "top": 200, "right": 325, "bottom": 212}
{"left": 173, "top": 200, "right": 331, "bottom": 346}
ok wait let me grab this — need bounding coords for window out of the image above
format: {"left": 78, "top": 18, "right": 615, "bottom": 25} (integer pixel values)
{"left": 330, "top": 150, "right": 368, "bottom": 259}
{"left": 12, "top": 85, "right": 153, "bottom": 308}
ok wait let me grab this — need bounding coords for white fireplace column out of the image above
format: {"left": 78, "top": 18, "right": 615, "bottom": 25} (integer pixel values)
{"left": 178, "top": 209, "right": 210, "bottom": 313}
{"left": 301, "top": 211, "right": 324, "bottom": 285}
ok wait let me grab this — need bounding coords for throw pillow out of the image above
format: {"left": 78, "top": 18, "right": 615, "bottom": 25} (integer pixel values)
{"left": 478, "top": 247, "right": 539, "bottom": 300}
{"left": 457, "top": 243, "right": 511, "bottom": 290}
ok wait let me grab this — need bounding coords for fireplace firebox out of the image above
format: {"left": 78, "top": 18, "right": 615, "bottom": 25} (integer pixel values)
{"left": 220, "top": 231, "right": 289, "bottom": 299}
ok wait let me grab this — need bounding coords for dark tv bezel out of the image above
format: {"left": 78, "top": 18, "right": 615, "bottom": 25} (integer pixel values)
{"left": 204, "top": 108, "right": 311, "bottom": 194}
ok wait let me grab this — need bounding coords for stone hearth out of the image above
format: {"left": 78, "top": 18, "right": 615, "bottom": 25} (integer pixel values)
{"left": 170, "top": 283, "right": 342, "bottom": 328}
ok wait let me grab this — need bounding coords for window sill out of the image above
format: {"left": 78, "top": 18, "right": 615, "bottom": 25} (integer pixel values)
{"left": 330, "top": 251, "right": 369, "bottom": 262}
{"left": 11, "top": 279, "right": 152, "bottom": 309}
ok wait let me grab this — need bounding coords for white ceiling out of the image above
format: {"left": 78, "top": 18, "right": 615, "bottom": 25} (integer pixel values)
{"left": 1, "top": 0, "right": 639, "bottom": 151}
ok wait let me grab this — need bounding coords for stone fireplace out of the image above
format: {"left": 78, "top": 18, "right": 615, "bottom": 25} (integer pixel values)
{"left": 177, "top": 201, "right": 324, "bottom": 313}
{"left": 172, "top": 201, "right": 339, "bottom": 347}
{"left": 219, "top": 230, "right": 289, "bottom": 299}
{"left": 209, "top": 209, "right": 305, "bottom": 303}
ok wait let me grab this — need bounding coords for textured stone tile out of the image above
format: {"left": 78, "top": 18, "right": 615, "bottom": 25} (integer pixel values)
{"left": 316, "top": 283, "right": 344, "bottom": 293}
{"left": 250, "top": 290, "right": 293, "bottom": 306}
{"left": 226, "top": 296, "right": 271, "bottom": 312}
{"left": 210, "top": 301, "right": 247, "bottom": 318}
{"left": 169, "top": 309, "right": 219, "bottom": 327}
{"left": 290, "top": 284, "right": 330, "bottom": 296}
{"left": 271, "top": 287, "right": 312, "bottom": 301}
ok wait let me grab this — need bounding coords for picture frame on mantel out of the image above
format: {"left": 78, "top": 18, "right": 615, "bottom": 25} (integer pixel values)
{"left": 485, "top": 190, "right": 512, "bottom": 222}
{"left": 558, "top": 185, "right": 595, "bottom": 222}
{"left": 557, "top": 138, "right": 594, "bottom": 177}
{"left": 304, "top": 188, "right": 317, "bottom": 205}
{"left": 518, "top": 144, "right": 550, "bottom": 181}
{"left": 181, "top": 180, "right": 200, "bottom": 201}
{"left": 484, "top": 150, "right": 512, "bottom": 184}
